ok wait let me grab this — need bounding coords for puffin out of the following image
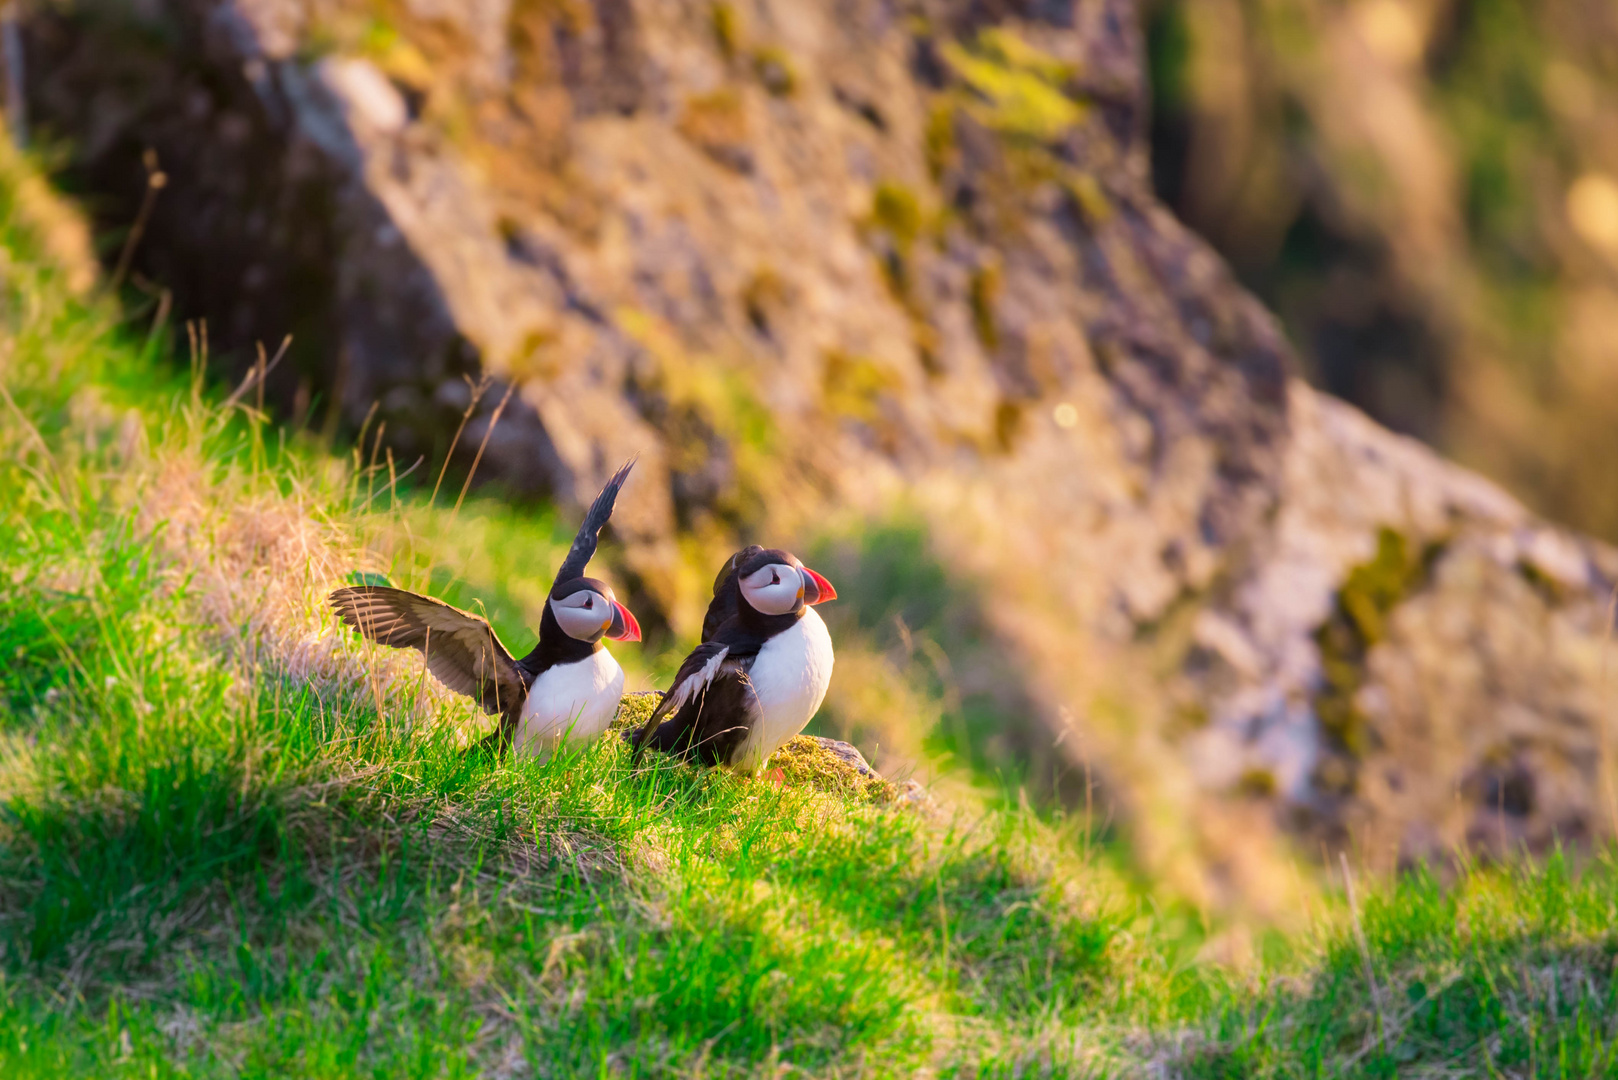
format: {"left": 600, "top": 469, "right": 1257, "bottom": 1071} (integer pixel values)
{"left": 631, "top": 545, "right": 836, "bottom": 773}
{"left": 328, "top": 459, "right": 643, "bottom": 754}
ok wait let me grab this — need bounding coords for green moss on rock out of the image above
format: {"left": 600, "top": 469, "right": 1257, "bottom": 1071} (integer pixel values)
{"left": 774, "top": 736, "right": 896, "bottom": 803}
{"left": 751, "top": 46, "right": 797, "bottom": 97}
{"left": 869, "top": 181, "right": 923, "bottom": 259}
{"left": 940, "top": 29, "right": 1085, "bottom": 144}
{"left": 710, "top": 1, "right": 740, "bottom": 62}
{"left": 822, "top": 349, "right": 899, "bottom": 424}
{"left": 1313, "top": 528, "right": 1439, "bottom": 771}
{"left": 969, "top": 260, "right": 1001, "bottom": 350}
{"left": 924, "top": 100, "right": 958, "bottom": 180}
{"left": 611, "top": 690, "right": 661, "bottom": 732}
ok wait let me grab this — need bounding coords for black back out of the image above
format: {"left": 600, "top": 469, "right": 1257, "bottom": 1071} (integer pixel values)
{"left": 700, "top": 545, "right": 762, "bottom": 641}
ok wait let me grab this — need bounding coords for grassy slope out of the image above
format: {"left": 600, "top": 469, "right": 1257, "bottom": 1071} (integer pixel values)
{"left": 1, "top": 153, "right": 1617, "bottom": 1079}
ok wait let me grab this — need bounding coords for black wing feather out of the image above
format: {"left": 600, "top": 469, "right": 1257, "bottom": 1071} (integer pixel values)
{"left": 631, "top": 616, "right": 773, "bottom": 762}
{"left": 635, "top": 668, "right": 756, "bottom": 765}
{"left": 555, "top": 457, "right": 637, "bottom": 585}
{"left": 329, "top": 586, "right": 528, "bottom": 718}
{"left": 631, "top": 640, "right": 733, "bottom": 753}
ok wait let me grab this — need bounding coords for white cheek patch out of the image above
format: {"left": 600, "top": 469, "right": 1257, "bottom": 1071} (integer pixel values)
{"left": 740, "top": 564, "right": 802, "bottom": 616}
{"left": 551, "top": 592, "right": 610, "bottom": 641}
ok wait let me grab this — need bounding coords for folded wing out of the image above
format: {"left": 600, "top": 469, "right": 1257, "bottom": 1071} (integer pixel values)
{"left": 632, "top": 640, "right": 758, "bottom": 764}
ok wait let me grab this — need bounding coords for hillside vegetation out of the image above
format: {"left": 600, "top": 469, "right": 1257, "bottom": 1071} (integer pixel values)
{"left": 2, "top": 142, "right": 1618, "bottom": 1078}
{"left": 27, "top": 0, "right": 1618, "bottom": 925}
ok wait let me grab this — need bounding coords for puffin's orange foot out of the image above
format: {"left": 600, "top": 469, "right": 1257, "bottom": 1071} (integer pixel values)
{"left": 766, "top": 766, "right": 786, "bottom": 787}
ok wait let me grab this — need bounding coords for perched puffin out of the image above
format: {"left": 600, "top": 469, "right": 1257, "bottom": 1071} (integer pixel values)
{"left": 632, "top": 545, "right": 836, "bottom": 773}
{"left": 329, "top": 459, "right": 643, "bottom": 754}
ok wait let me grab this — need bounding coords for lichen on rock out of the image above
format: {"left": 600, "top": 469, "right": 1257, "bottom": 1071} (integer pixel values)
{"left": 1313, "top": 527, "right": 1437, "bottom": 766}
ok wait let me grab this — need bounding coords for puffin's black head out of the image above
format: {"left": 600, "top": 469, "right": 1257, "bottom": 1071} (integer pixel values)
{"left": 733, "top": 547, "right": 837, "bottom": 617}
{"left": 549, "top": 576, "right": 642, "bottom": 644}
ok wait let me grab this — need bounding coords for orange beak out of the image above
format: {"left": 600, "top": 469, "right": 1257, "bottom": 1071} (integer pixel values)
{"left": 801, "top": 567, "right": 837, "bottom": 605}
{"left": 608, "top": 600, "right": 642, "bottom": 642}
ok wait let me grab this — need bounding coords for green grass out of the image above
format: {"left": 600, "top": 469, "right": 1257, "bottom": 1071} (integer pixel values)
{"left": 3, "top": 132, "right": 1618, "bottom": 1078}
{"left": 0, "top": 489, "right": 1123, "bottom": 1073}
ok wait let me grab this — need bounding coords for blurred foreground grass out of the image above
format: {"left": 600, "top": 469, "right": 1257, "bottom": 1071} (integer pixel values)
{"left": 1, "top": 138, "right": 1618, "bottom": 1078}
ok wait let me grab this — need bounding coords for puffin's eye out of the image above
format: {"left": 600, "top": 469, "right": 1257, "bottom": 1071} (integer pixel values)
{"left": 770, "top": 571, "right": 779, "bottom": 585}
{"left": 584, "top": 597, "right": 593, "bottom": 609}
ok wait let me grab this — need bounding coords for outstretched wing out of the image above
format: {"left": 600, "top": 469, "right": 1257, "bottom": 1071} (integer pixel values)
{"left": 554, "top": 457, "right": 637, "bottom": 585}
{"left": 329, "top": 586, "right": 528, "bottom": 716}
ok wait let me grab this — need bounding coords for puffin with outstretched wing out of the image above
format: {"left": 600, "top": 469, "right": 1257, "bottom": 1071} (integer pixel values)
{"left": 329, "top": 459, "right": 642, "bottom": 754}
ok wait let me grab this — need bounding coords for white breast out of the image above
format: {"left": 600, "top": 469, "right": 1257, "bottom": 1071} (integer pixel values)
{"left": 732, "top": 607, "right": 835, "bottom": 774}
{"left": 515, "top": 648, "right": 625, "bottom": 755}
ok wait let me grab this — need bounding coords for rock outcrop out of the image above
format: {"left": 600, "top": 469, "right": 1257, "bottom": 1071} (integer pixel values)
{"left": 22, "top": 0, "right": 1618, "bottom": 908}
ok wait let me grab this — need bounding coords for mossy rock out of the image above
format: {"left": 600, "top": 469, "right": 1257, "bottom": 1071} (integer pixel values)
{"left": 1311, "top": 527, "right": 1440, "bottom": 763}
{"left": 773, "top": 735, "right": 897, "bottom": 803}
{"left": 611, "top": 690, "right": 662, "bottom": 733}
{"left": 612, "top": 692, "right": 895, "bottom": 801}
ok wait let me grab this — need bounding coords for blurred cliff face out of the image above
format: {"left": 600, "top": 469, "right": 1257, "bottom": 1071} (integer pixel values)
{"left": 23, "top": 0, "right": 1618, "bottom": 913}
{"left": 1146, "top": 0, "right": 1618, "bottom": 540}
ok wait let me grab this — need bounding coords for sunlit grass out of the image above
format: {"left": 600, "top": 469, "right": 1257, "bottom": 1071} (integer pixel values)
{"left": 2, "top": 119, "right": 1618, "bottom": 1078}
{"left": 0, "top": 502, "right": 1127, "bottom": 1072}
{"left": 0, "top": 281, "right": 1132, "bottom": 1072}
